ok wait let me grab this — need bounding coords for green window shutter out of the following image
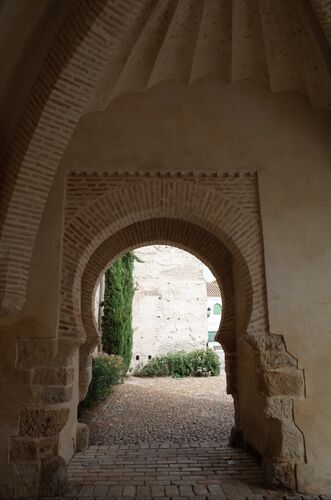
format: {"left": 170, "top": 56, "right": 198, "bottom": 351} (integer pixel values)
{"left": 208, "top": 331, "right": 217, "bottom": 342}
{"left": 213, "top": 303, "right": 222, "bottom": 315}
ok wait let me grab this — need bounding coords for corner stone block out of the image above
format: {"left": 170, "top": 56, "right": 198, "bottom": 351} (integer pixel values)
{"left": 263, "top": 458, "right": 297, "bottom": 490}
{"left": 0, "top": 465, "right": 16, "bottom": 498}
{"left": 76, "top": 422, "right": 89, "bottom": 451}
{"left": 19, "top": 407, "right": 70, "bottom": 438}
{"left": 15, "top": 461, "right": 40, "bottom": 497}
{"left": 264, "top": 397, "right": 293, "bottom": 419}
{"left": 262, "top": 369, "right": 305, "bottom": 398}
{"left": 56, "top": 338, "right": 79, "bottom": 367}
{"left": 260, "top": 350, "right": 297, "bottom": 370}
{"left": 39, "top": 455, "right": 68, "bottom": 497}
{"left": 266, "top": 418, "right": 305, "bottom": 463}
{"left": 247, "top": 334, "right": 286, "bottom": 353}
{"left": 10, "top": 435, "right": 58, "bottom": 462}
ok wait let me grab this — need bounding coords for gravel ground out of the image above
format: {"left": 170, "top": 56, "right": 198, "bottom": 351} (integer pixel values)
{"left": 81, "top": 373, "right": 235, "bottom": 445}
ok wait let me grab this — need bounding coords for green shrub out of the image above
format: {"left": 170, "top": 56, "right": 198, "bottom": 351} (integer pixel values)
{"left": 134, "top": 349, "right": 220, "bottom": 378}
{"left": 102, "top": 253, "right": 135, "bottom": 372}
{"left": 79, "top": 353, "right": 125, "bottom": 409}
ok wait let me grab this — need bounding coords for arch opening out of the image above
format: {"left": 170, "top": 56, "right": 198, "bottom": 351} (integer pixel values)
{"left": 11, "top": 173, "right": 306, "bottom": 494}
{"left": 79, "top": 218, "right": 246, "bottom": 412}
{"left": 84, "top": 243, "right": 234, "bottom": 446}
{"left": 92, "top": 244, "right": 225, "bottom": 371}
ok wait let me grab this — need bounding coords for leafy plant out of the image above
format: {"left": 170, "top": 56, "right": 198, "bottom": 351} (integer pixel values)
{"left": 79, "top": 353, "right": 125, "bottom": 409}
{"left": 134, "top": 349, "right": 220, "bottom": 378}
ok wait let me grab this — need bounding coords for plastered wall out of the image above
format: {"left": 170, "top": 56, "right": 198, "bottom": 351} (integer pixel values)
{"left": 54, "top": 80, "right": 331, "bottom": 492}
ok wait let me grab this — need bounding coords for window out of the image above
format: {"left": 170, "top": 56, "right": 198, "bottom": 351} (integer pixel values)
{"left": 208, "top": 331, "right": 217, "bottom": 342}
{"left": 213, "top": 303, "right": 221, "bottom": 315}
{"left": 135, "top": 355, "right": 140, "bottom": 361}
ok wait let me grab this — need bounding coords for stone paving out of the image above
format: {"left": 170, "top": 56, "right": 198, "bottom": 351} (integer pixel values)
{"left": 79, "top": 375, "right": 235, "bottom": 445}
{"left": 67, "top": 440, "right": 274, "bottom": 498}
{"left": 66, "top": 375, "right": 301, "bottom": 499}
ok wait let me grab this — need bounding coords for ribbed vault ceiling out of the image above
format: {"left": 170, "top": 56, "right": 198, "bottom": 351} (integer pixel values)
{"left": 89, "top": 0, "right": 331, "bottom": 112}
{"left": 311, "top": 0, "right": 331, "bottom": 47}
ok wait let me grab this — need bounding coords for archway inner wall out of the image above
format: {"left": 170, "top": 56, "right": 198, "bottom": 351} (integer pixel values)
{"left": 11, "top": 172, "right": 306, "bottom": 495}
{"left": 69, "top": 173, "right": 305, "bottom": 484}
{"left": 80, "top": 218, "right": 236, "bottom": 393}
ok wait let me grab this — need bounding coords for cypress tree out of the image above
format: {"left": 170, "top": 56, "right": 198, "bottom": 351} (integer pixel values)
{"left": 101, "top": 253, "right": 135, "bottom": 372}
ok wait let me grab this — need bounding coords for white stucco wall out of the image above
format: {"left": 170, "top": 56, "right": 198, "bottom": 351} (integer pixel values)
{"left": 131, "top": 245, "right": 208, "bottom": 370}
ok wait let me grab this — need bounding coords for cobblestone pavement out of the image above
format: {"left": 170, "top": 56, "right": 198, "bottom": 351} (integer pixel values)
{"left": 80, "top": 375, "right": 235, "bottom": 445}
{"left": 66, "top": 375, "right": 297, "bottom": 499}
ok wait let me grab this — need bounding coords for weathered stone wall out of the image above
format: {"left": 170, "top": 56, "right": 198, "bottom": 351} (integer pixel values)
{"left": 131, "top": 245, "right": 208, "bottom": 369}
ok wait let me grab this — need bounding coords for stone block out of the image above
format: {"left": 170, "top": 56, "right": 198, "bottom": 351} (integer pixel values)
{"left": 262, "top": 459, "right": 297, "bottom": 490}
{"left": 264, "top": 397, "right": 293, "bottom": 419}
{"left": 76, "top": 422, "right": 89, "bottom": 451}
{"left": 10, "top": 435, "right": 58, "bottom": 462}
{"left": 33, "top": 367, "right": 74, "bottom": 385}
{"left": 55, "top": 338, "right": 79, "bottom": 367}
{"left": 19, "top": 407, "right": 70, "bottom": 438}
{"left": 15, "top": 461, "right": 40, "bottom": 497}
{"left": 262, "top": 369, "right": 305, "bottom": 397}
{"left": 247, "top": 334, "right": 286, "bottom": 353}
{"left": 0, "top": 465, "right": 16, "bottom": 498}
{"left": 39, "top": 455, "right": 68, "bottom": 497}
{"left": 16, "top": 338, "right": 56, "bottom": 369}
{"left": 40, "top": 384, "right": 73, "bottom": 404}
{"left": 266, "top": 418, "right": 305, "bottom": 463}
{"left": 260, "top": 351, "right": 297, "bottom": 370}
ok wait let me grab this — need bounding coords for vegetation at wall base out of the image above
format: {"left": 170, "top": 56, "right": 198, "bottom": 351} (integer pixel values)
{"left": 79, "top": 353, "right": 125, "bottom": 410}
{"left": 134, "top": 349, "right": 220, "bottom": 378}
{"left": 101, "top": 252, "right": 135, "bottom": 372}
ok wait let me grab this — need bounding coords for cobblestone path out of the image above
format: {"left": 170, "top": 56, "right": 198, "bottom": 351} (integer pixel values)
{"left": 80, "top": 375, "right": 235, "bottom": 445}
{"left": 67, "top": 375, "right": 292, "bottom": 499}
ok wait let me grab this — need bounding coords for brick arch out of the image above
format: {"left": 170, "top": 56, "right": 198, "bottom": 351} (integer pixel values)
{"left": 60, "top": 174, "right": 263, "bottom": 336}
{"left": 79, "top": 218, "right": 240, "bottom": 398}
{"left": 0, "top": 0, "right": 149, "bottom": 315}
{"left": 83, "top": 222, "right": 232, "bottom": 351}
{"left": 2, "top": 0, "right": 330, "bottom": 317}
{"left": 53, "top": 173, "right": 305, "bottom": 489}
{"left": 11, "top": 173, "right": 306, "bottom": 492}
{"left": 57, "top": 173, "right": 260, "bottom": 439}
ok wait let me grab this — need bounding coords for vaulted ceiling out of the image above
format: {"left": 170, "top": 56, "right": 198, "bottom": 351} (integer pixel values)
{"left": 0, "top": 0, "right": 331, "bottom": 315}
